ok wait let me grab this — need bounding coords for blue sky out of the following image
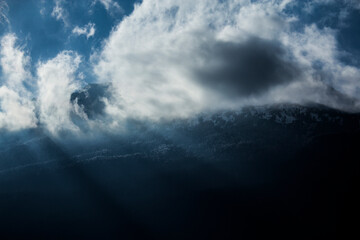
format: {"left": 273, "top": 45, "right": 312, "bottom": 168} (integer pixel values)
{"left": 0, "top": 0, "right": 359, "bottom": 67}
{"left": 285, "top": 0, "right": 360, "bottom": 65}
{"left": 0, "top": 0, "right": 359, "bottom": 134}
{"left": 1, "top": 0, "right": 141, "bottom": 80}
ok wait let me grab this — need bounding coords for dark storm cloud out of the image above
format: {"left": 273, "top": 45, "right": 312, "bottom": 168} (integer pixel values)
{"left": 194, "top": 38, "right": 300, "bottom": 98}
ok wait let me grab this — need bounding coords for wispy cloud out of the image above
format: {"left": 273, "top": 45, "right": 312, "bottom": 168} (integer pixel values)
{"left": 72, "top": 23, "right": 96, "bottom": 39}
{"left": 51, "top": 0, "right": 69, "bottom": 26}
{"left": 93, "top": 0, "right": 124, "bottom": 16}
{"left": 0, "top": 0, "right": 9, "bottom": 25}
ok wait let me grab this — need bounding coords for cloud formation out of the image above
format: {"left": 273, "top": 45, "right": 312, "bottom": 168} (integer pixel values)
{"left": 72, "top": 23, "right": 96, "bottom": 39}
{"left": 0, "top": 34, "right": 37, "bottom": 131}
{"left": 51, "top": 0, "right": 69, "bottom": 26}
{"left": 94, "top": 0, "right": 124, "bottom": 16}
{"left": 94, "top": 0, "right": 360, "bottom": 123}
{"left": 0, "top": 0, "right": 360, "bottom": 134}
{"left": 37, "top": 51, "right": 82, "bottom": 135}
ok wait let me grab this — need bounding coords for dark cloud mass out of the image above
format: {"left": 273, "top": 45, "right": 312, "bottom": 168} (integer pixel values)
{"left": 70, "top": 83, "right": 110, "bottom": 119}
{"left": 195, "top": 38, "right": 300, "bottom": 98}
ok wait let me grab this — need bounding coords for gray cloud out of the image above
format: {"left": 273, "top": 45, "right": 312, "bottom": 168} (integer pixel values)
{"left": 194, "top": 38, "right": 300, "bottom": 98}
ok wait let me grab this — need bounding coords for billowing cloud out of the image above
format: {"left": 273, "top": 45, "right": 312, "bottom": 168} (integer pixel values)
{"left": 37, "top": 51, "right": 82, "bottom": 135}
{"left": 0, "top": 34, "right": 31, "bottom": 89}
{"left": 72, "top": 23, "right": 96, "bottom": 39}
{"left": 94, "top": 0, "right": 360, "bottom": 123}
{"left": 0, "top": 0, "right": 9, "bottom": 24}
{"left": 0, "top": 34, "right": 37, "bottom": 131}
{"left": 0, "top": 34, "right": 87, "bottom": 135}
{"left": 0, "top": 87, "right": 37, "bottom": 131}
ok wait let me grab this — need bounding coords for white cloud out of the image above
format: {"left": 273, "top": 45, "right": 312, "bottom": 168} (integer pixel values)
{"left": 93, "top": 0, "right": 360, "bottom": 123}
{"left": 37, "top": 51, "right": 82, "bottom": 135}
{"left": 283, "top": 24, "right": 360, "bottom": 98}
{"left": 0, "top": 34, "right": 37, "bottom": 131}
{"left": 0, "top": 35, "right": 87, "bottom": 134}
{"left": 0, "top": 34, "right": 88, "bottom": 135}
{"left": 0, "top": 34, "right": 31, "bottom": 89}
{"left": 51, "top": 0, "right": 69, "bottom": 26}
{"left": 72, "top": 23, "right": 96, "bottom": 39}
{"left": 0, "top": 87, "right": 37, "bottom": 131}
{"left": 94, "top": 0, "right": 124, "bottom": 16}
